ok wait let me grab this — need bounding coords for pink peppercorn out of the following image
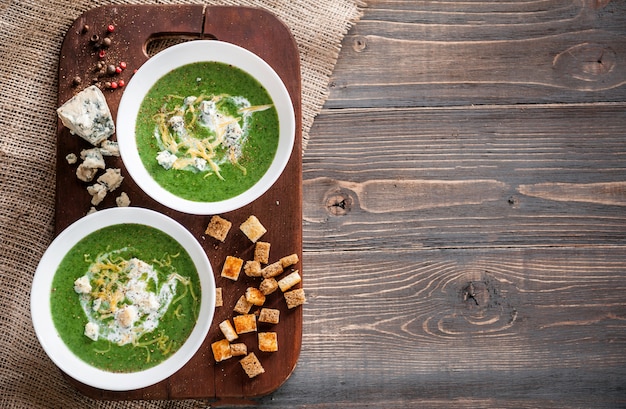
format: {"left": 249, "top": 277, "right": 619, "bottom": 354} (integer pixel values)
{"left": 107, "top": 24, "right": 115, "bottom": 33}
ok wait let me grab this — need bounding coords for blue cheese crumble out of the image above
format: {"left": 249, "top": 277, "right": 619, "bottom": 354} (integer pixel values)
{"left": 57, "top": 85, "right": 115, "bottom": 146}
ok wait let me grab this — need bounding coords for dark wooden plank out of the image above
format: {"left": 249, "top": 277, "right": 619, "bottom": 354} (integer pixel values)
{"left": 326, "top": 0, "right": 626, "bottom": 108}
{"left": 351, "top": 0, "right": 626, "bottom": 40}
{"left": 303, "top": 105, "right": 626, "bottom": 250}
{"left": 55, "top": 5, "right": 302, "bottom": 402}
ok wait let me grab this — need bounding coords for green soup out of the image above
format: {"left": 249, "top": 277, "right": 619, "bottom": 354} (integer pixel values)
{"left": 135, "top": 61, "right": 280, "bottom": 202}
{"left": 50, "top": 224, "right": 201, "bottom": 373}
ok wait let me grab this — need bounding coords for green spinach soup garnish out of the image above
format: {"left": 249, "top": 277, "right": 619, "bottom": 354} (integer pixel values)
{"left": 50, "top": 223, "right": 201, "bottom": 373}
{"left": 135, "top": 61, "right": 280, "bottom": 202}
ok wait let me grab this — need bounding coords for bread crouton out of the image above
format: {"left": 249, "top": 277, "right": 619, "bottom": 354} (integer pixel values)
{"left": 240, "top": 215, "right": 267, "bottom": 243}
{"left": 240, "top": 352, "right": 265, "bottom": 378}
{"left": 215, "top": 287, "right": 223, "bottom": 307}
{"left": 221, "top": 256, "right": 243, "bottom": 281}
{"left": 261, "top": 261, "right": 283, "bottom": 279}
{"left": 243, "top": 260, "right": 262, "bottom": 277}
{"left": 233, "top": 314, "right": 257, "bottom": 334}
{"left": 230, "top": 343, "right": 247, "bottom": 357}
{"left": 205, "top": 215, "right": 232, "bottom": 242}
{"left": 245, "top": 287, "right": 266, "bottom": 306}
{"left": 284, "top": 288, "right": 306, "bottom": 309}
{"left": 258, "top": 332, "right": 278, "bottom": 352}
{"left": 259, "top": 278, "right": 278, "bottom": 296}
{"left": 278, "top": 271, "right": 301, "bottom": 292}
{"left": 254, "top": 241, "right": 271, "bottom": 264}
{"left": 211, "top": 339, "right": 232, "bottom": 362}
{"left": 258, "top": 308, "right": 280, "bottom": 324}
{"left": 219, "top": 319, "right": 238, "bottom": 342}
{"left": 233, "top": 295, "right": 252, "bottom": 314}
{"left": 280, "top": 253, "right": 299, "bottom": 268}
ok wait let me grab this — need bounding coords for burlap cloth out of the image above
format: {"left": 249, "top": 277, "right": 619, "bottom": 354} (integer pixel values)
{"left": 0, "top": 0, "right": 363, "bottom": 407}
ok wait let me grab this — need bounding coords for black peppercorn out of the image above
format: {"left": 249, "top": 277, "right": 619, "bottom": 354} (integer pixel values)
{"left": 106, "top": 64, "right": 116, "bottom": 75}
{"left": 72, "top": 76, "right": 82, "bottom": 86}
{"left": 82, "top": 24, "right": 90, "bottom": 33}
{"left": 102, "top": 37, "right": 112, "bottom": 48}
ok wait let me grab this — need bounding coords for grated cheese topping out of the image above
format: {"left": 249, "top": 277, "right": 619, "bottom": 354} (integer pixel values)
{"left": 152, "top": 94, "right": 272, "bottom": 179}
{"left": 73, "top": 248, "right": 193, "bottom": 348}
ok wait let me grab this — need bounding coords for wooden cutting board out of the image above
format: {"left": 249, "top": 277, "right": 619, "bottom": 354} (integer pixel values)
{"left": 55, "top": 5, "right": 302, "bottom": 404}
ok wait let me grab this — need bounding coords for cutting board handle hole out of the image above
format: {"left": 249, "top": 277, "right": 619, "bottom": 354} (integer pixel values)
{"left": 145, "top": 34, "right": 218, "bottom": 58}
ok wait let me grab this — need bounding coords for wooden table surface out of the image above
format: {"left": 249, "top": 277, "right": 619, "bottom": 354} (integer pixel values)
{"left": 253, "top": 1, "right": 626, "bottom": 408}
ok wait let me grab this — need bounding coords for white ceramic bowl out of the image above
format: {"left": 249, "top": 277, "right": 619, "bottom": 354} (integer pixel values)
{"left": 30, "top": 207, "right": 215, "bottom": 391}
{"left": 117, "top": 40, "right": 295, "bottom": 215}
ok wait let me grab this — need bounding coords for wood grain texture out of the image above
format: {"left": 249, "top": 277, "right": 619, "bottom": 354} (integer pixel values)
{"left": 250, "top": 1, "right": 626, "bottom": 408}
{"left": 328, "top": 1, "right": 626, "bottom": 108}
{"left": 302, "top": 105, "right": 626, "bottom": 251}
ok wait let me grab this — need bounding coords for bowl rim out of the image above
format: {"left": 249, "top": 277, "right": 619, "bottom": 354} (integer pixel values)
{"left": 117, "top": 40, "right": 295, "bottom": 215}
{"left": 30, "top": 207, "right": 215, "bottom": 391}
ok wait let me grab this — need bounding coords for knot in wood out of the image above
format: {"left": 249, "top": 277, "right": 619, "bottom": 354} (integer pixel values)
{"left": 462, "top": 281, "right": 489, "bottom": 309}
{"left": 325, "top": 191, "right": 353, "bottom": 216}
{"left": 352, "top": 36, "right": 368, "bottom": 53}
{"left": 553, "top": 43, "right": 618, "bottom": 90}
